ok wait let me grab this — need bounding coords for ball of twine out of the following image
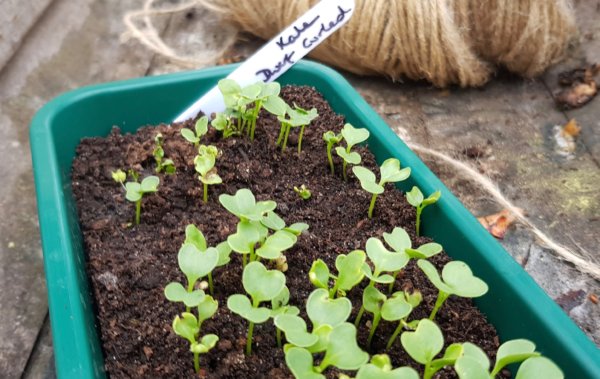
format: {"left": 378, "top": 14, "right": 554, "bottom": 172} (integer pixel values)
{"left": 204, "top": 0, "right": 576, "bottom": 87}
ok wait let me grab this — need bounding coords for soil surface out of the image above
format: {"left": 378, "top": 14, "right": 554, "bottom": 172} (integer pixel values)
{"left": 71, "top": 85, "right": 502, "bottom": 378}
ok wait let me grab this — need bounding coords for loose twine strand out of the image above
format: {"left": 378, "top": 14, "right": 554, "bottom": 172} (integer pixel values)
{"left": 121, "top": 1, "right": 600, "bottom": 280}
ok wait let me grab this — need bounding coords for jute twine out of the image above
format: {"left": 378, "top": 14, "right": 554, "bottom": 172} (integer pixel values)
{"left": 202, "top": 0, "right": 576, "bottom": 87}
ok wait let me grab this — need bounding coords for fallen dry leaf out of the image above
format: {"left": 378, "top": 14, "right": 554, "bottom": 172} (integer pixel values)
{"left": 590, "top": 293, "right": 599, "bottom": 304}
{"left": 555, "top": 64, "right": 599, "bottom": 110}
{"left": 553, "top": 118, "right": 581, "bottom": 158}
{"left": 554, "top": 289, "right": 586, "bottom": 313}
{"left": 477, "top": 209, "right": 522, "bottom": 239}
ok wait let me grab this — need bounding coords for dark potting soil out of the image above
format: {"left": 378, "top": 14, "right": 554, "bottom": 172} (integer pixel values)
{"left": 71, "top": 85, "right": 502, "bottom": 379}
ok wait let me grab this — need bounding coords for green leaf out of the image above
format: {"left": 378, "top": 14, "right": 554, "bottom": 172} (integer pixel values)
{"left": 111, "top": 169, "right": 126, "bottom": 183}
{"left": 405, "top": 243, "right": 443, "bottom": 259}
{"left": 441, "top": 261, "right": 488, "bottom": 298}
{"left": 200, "top": 170, "right": 222, "bottom": 185}
{"left": 256, "top": 230, "right": 297, "bottom": 260}
{"left": 307, "top": 325, "right": 333, "bottom": 353}
{"left": 321, "top": 323, "right": 368, "bottom": 370}
{"left": 381, "top": 292, "right": 413, "bottom": 321}
{"left": 219, "top": 188, "right": 276, "bottom": 221}
{"left": 493, "top": 339, "right": 539, "bottom": 374}
{"left": 362, "top": 263, "right": 394, "bottom": 284}
{"left": 382, "top": 227, "right": 412, "bottom": 252}
{"left": 341, "top": 123, "right": 370, "bottom": 148}
{"left": 227, "top": 294, "right": 271, "bottom": 323}
{"left": 261, "top": 211, "right": 286, "bottom": 231}
{"left": 454, "top": 356, "right": 490, "bottom": 379}
{"left": 271, "top": 285, "right": 290, "bottom": 311}
{"left": 243, "top": 261, "right": 286, "bottom": 303}
{"left": 140, "top": 176, "right": 159, "bottom": 192}
{"left": 406, "top": 186, "right": 424, "bottom": 207}
{"left": 363, "top": 286, "right": 386, "bottom": 315}
{"left": 184, "top": 224, "right": 207, "bottom": 251}
{"left": 309, "top": 260, "right": 330, "bottom": 289}
{"left": 261, "top": 82, "right": 281, "bottom": 98}
{"left": 323, "top": 131, "right": 342, "bottom": 144}
{"left": 335, "top": 250, "right": 366, "bottom": 292}
{"left": 401, "top": 319, "right": 444, "bottom": 365}
{"left": 263, "top": 95, "right": 287, "bottom": 116}
{"left": 275, "top": 314, "right": 319, "bottom": 347}
{"left": 227, "top": 220, "right": 266, "bottom": 254}
{"left": 430, "top": 343, "right": 465, "bottom": 372}
{"left": 194, "top": 154, "right": 215, "bottom": 176}
{"left": 285, "top": 223, "right": 309, "bottom": 236}
{"left": 191, "top": 334, "right": 219, "bottom": 354}
{"left": 181, "top": 128, "right": 199, "bottom": 143}
{"left": 178, "top": 243, "right": 219, "bottom": 285}
{"left": 335, "top": 147, "right": 362, "bottom": 165}
{"left": 197, "top": 295, "right": 218, "bottom": 324}
{"left": 366, "top": 237, "right": 410, "bottom": 273}
{"left": 515, "top": 357, "right": 564, "bottom": 379}
{"left": 195, "top": 116, "right": 209, "bottom": 136}
{"left": 306, "top": 288, "right": 351, "bottom": 328}
{"left": 241, "top": 83, "right": 262, "bottom": 100}
{"left": 353, "top": 166, "right": 384, "bottom": 194}
{"left": 125, "top": 182, "right": 142, "bottom": 202}
{"left": 461, "top": 342, "right": 490, "bottom": 371}
{"left": 164, "top": 282, "right": 205, "bottom": 307}
{"left": 380, "top": 158, "right": 411, "bottom": 184}
{"left": 216, "top": 241, "right": 232, "bottom": 267}
{"left": 423, "top": 190, "right": 441, "bottom": 206}
{"left": 357, "top": 356, "right": 419, "bottom": 379}
{"left": 285, "top": 347, "right": 325, "bottom": 379}
{"left": 172, "top": 312, "right": 199, "bottom": 344}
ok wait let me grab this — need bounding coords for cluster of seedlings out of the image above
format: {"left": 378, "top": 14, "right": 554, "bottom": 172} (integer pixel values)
{"left": 109, "top": 79, "right": 563, "bottom": 378}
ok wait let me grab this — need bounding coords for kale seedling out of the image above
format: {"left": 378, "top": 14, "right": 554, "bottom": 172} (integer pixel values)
{"left": 323, "top": 131, "right": 343, "bottom": 174}
{"left": 294, "top": 184, "right": 312, "bottom": 200}
{"left": 172, "top": 294, "right": 219, "bottom": 374}
{"left": 194, "top": 145, "right": 222, "bottom": 203}
{"left": 227, "top": 261, "right": 286, "bottom": 355}
{"left": 125, "top": 175, "right": 159, "bottom": 225}
{"left": 153, "top": 133, "right": 175, "bottom": 174}
{"left": 111, "top": 169, "right": 126, "bottom": 186}
{"left": 309, "top": 250, "right": 366, "bottom": 298}
{"left": 247, "top": 82, "right": 287, "bottom": 140}
{"left": 181, "top": 116, "right": 209, "bottom": 147}
{"left": 406, "top": 186, "right": 441, "bottom": 236}
{"left": 271, "top": 285, "right": 300, "bottom": 348}
{"left": 453, "top": 339, "right": 564, "bottom": 379}
{"left": 355, "top": 354, "right": 419, "bottom": 379}
{"left": 164, "top": 242, "right": 219, "bottom": 310}
{"left": 211, "top": 112, "right": 237, "bottom": 138}
{"left": 417, "top": 259, "right": 488, "bottom": 320}
{"left": 183, "top": 224, "right": 232, "bottom": 295}
{"left": 353, "top": 158, "right": 411, "bottom": 219}
{"left": 383, "top": 291, "right": 422, "bottom": 349}
{"left": 335, "top": 123, "right": 370, "bottom": 180}
{"left": 383, "top": 227, "right": 443, "bottom": 293}
{"left": 276, "top": 104, "right": 318, "bottom": 153}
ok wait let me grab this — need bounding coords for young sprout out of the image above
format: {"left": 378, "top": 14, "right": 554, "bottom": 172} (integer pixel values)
{"left": 276, "top": 104, "right": 318, "bottom": 153}
{"left": 219, "top": 188, "right": 277, "bottom": 222}
{"left": 309, "top": 250, "right": 366, "bottom": 298}
{"left": 453, "top": 340, "right": 564, "bottom": 379}
{"left": 355, "top": 354, "right": 419, "bottom": 379}
{"left": 406, "top": 186, "right": 441, "bottom": 236}
{"left": 335, "top": 123, "right": 370, "bottom": 180}
{"left": 164, "top": 242, "right": 219, "bottom": 311}
{"left": 353, "top": 158, "right": 411, "bottom": 219}
{"left": 172, "top": 295, "right": 219, "bottom": 374}
{"left": 354, "top": 235, "right": 412, "bottom": 327}
{"left": 153, "top": 133, "right": 176, "bottom": 174}
{"left": 271, "top": 286, "right": 300, "bottom": 348}
{"left": 294, "top": 184, "right": 312, "bottom": 200}
{"left": 384, "top": 291, "right": 422, "bottom": 349}
{"left": 285, "top": 323, "right": 368, "bottom": 377}
{"left": 183, "top": 224, "right": 232, "bottom": 295}
{"left": 181, "top": 116, "right": 209, "bottom": 147}
{"left": 362, "top": 286, "right": 387, "bottom": 348}
{"left": 383, "top": 227, "right": 443, "bottom": 293}
{"left": 323, "top": 131, "right": 343, "bottom": 174}
{"left": 417, "top": 259, "right": 488, "bottom": 320}
{"left": 401, "top": 319, "right": 448, "bottom": 379}
{"left": 211, "top": 112, "right": 237, "bottom": 138}
{"left": 248, "top": 82, "right": 287, "bottom": 140}
{"left": 111, "top": 169, "right": 126, "bottom": 185}
{"left": 227, "top": 261, "right": 286, "bottom": 355}
{"left": 125, "top": 175, "right": 159, "bottom": 225}
{"left": 194, "top": 145, "right": 222, "bottom": 203}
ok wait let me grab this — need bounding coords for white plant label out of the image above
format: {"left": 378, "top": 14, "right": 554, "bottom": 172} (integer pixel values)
{"left": 174, "top": 0, "right": 355, "bottom": 122}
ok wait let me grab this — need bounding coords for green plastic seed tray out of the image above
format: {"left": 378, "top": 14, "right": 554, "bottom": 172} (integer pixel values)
{"left": 30, "top": 60, "right": 600, "bottom": 378}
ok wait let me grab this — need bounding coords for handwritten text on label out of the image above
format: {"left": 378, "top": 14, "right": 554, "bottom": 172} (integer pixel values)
{"left": 256, "top": 52, "right": 296, "bottom": 81}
